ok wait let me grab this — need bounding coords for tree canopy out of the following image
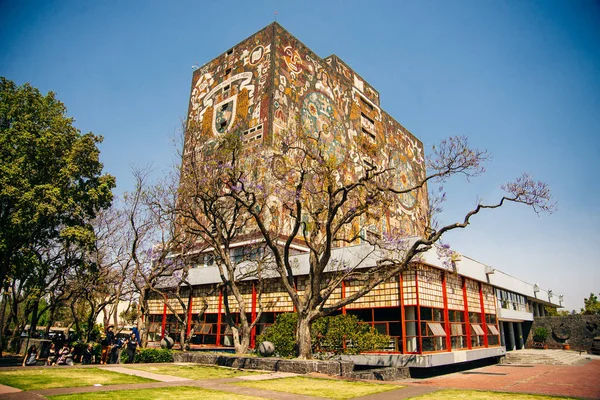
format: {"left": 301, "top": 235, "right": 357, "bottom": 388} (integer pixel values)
{"left": 0, "top": 77, "right": 115, "bottom": 295}
{"left": 582, "top": 293, "right": 600, "bottom": 315}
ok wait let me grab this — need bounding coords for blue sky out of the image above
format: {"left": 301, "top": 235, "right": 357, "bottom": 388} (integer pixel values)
{"left": 1, "top": 0, "right": 599, "bottom": 311}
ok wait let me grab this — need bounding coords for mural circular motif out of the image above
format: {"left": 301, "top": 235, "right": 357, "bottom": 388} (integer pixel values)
{"left": 300, "top": 92, "right": 346, "bottom": 163}
{"left": 390, "top": 153, "right": 419, "bottom": 211}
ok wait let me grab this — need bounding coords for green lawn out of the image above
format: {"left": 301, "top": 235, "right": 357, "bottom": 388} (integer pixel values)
{"left": 235, "top": 376, "right": 401, "bottom": 399}
{"left": 0, "top": 368, "right": 154, "bottom": 391}
{"left": 48, "top": 386, "right": 265, "bottom": 400}
{"left": 408, "top": 389, "right": 577, "bottom": 399}
{"left": 123, "top": 364, "right": 258, "bottom": 379}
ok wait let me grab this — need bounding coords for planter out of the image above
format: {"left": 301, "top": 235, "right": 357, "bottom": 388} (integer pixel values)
{"left": 562, "top": 343, "right": 570, "bottom": 350}
{"left": 532, "top": 342, "right": 548, "bottom": 349}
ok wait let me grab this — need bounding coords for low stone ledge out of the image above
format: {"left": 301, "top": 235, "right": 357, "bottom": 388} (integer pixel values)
{"left": 173, "top": 352, "right": 354, "bottom": 376}
{"left": 347, "top": 367, "right": 410, "bottom": 381}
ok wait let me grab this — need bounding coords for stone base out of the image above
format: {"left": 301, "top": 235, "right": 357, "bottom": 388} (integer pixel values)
{"left": 347, "top": 367, "right": 410, "bottom": 381}
{"left": 174, "top": 352, "right": 354, "bottom": 376}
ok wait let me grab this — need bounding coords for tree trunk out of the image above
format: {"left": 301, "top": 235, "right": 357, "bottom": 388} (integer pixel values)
{"left": 296, "top": 315, "right": 314, "bottom": 359}
{"left": 28, "top": 298, "right": 40, "bottom": 337}
{"left": 179, "top": 328, "right": 186, "bottom": 351}
{"left": 232, "top": 322, "right": 250, "bottom": 354}
{"left": 0, "top": 288, "right": 9, "bottom": 356}
{"left": 138, "top": 293, "right": 149, "bottom": 348}
{"left": 113, "top": 299, "right": 120, "bottom": 329}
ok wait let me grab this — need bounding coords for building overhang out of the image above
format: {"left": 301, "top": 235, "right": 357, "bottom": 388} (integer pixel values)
{"left": 183, "top": 240, "right": 563, "bottom": 308}
{"left": 497, "top": 308, "right": 534, "bottom": 322}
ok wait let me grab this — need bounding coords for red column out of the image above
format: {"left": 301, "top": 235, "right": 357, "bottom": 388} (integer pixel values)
{"left": 441, "top": 272, "right": 451, "bottom": 351}
{"left": 479, "top": 282, "right": 489, "bottom": 347}
{"left": 399, "top": 272, "right": 406, "bottom": 354}
{"left": 186, "top": 294, "right": 193, "bottom": 337}
{"left": 161, "top": 299, "right": 167, "bottom": 340}
{"left": 462, "top": 277, "right": 472, "bottom": 350}
{"left": 415, "top": 269, "right": 422, "bottom": 354}
{"left": 216, "top": 288, "right": 223, "bottom": 346}
{"left": 341, "top": 280, "right": 346, "bottom": 315}
{"left": 251, "top": 282, "right": 257, "bottom": 348}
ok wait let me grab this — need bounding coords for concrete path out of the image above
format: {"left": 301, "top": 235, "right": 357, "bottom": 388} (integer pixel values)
{"left": 98, "top": 365, "right": 192, "bottom": 382}
{"left": 0, "top": 383, "right": 22, "bottom": 394}
{"left": 238, "top": 372, "right": 299, "bottom": 381}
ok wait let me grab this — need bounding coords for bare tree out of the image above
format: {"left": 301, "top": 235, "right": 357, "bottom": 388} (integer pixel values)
{"left": 177, "top": 130, "right": 271, "bottom": 354}
{"left": 124, "top": 168, "right": 209, "bottom": 350}
{"left": 212, "top": 130, "right": 556, "bottom": 359}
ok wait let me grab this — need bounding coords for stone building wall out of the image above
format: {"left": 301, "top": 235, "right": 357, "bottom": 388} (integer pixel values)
{"left": 528, "top": 315, "right": 600, "bottom": 351}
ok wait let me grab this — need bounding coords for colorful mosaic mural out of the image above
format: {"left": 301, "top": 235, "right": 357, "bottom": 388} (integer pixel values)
{"left": 184, "top": 22, "right": 428, "bottom": 241}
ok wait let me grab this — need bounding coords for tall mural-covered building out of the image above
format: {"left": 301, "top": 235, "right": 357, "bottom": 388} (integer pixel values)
{"left": 148, "top": 23, "right": 563, "bottom": 368}
{"left": 183, "top": 22, "right": 428, "bottom": 239}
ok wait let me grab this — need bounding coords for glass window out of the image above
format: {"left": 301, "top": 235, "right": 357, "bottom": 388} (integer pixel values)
{"left": 471, "top": 324, "right": 485, "bottom": 336}
{"left": 488, "top": 325, "right": 500, "bottom": 335}
{"left": 451, "top": 324, "right": 463, "bottom": 336}
{"left": 427, "top": 322, "right": 447, "bottom": 336}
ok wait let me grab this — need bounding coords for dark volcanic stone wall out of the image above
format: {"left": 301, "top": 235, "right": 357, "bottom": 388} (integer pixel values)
{"left": 528, "top": 315, "right": 600, "bottom": 351}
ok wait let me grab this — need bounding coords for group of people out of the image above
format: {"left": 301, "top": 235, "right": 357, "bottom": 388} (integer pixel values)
{"left": 100, "top": 326, "right": 138, "bottom": 364}
{"left": 22, "top": 342, "right": 89, "bottom": 366}
{"left": 22, "top": 326, "right": 139, "bottom": 367}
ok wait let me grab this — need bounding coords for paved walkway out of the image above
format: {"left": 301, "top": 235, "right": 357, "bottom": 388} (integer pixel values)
{"left": 1, "top": 353, "right": 600, "bottom": 399}
{"left": 410, "top": 359, "right": 600, "bottom": 399}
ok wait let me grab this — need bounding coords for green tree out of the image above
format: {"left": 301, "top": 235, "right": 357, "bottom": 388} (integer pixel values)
{"left": 0, "top": 77, "right": 115, "bottom": 339}
{"left": 581, "top": 293, "right": 600, "bottom": 315}
{"left": 257, "top": 312, "right": 389, "bottom": 358}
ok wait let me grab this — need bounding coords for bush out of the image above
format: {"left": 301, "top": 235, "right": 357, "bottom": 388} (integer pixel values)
{"left": 257, "top": 313, "right": 390, "bottom": 358}
{"left": 133, "top": 348, "right": 173, "bottom": 363}
{"left": 312, "top": 314, "right": 389, "bottom": 355}
{"left": 257, "top": 313, "right": 298, "bottom": 357}
{"left": 533, "top": 327, "right": 549, "bottom": 343}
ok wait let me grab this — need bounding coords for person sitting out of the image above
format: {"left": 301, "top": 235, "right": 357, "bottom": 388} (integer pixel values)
{"left": 22, "top": 345, "right": 38, "bottom": 366}
{"left": 56, "top": 343, "right": 70, "bottom": 365}
{"left": 82, "top": 343, "right": 94, "bottom": 365}
{"left": 47, "top": 343, "right": 57, "bottom": 366}
{"left": 65, "top": 346, "right": 75, "bottom": 366}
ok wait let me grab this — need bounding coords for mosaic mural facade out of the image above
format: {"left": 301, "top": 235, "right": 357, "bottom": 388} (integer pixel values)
{"left": 184, "top": 23, "right": 428, "bottom": 240}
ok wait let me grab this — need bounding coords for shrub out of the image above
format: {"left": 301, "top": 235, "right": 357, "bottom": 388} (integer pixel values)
{"left": 312, "top": 314, "right": 389, "bottom": 355}
{"left": 533, "top": 327, "right": 549, "bottom": 343}
{"left": 257, "top": 313, "right": 390, "bottom": 357}
{"left": 257, "top": 313, "right": 298, "bottom": 357}
{"left": 134, "top": 348, "right": 173, "bottom": 363}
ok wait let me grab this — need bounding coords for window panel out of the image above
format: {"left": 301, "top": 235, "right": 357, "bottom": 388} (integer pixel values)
{"left": 488, "top": 325, "right": 500, "bottom": 335}
{"left": 427, "top": 322, "right": 447, "bottom": 337}
{"left": 471, "top": 324, "right": 485, "bottom": 336}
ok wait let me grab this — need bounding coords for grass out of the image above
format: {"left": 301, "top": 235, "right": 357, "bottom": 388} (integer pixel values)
{"left": 48, "top": 386, "right": 265, "bottom": 400}
{"left": 408, "top": 389, "right": 578, "bottom": 399}
{"left": 235, "top": 376, "right": 401, "bottom": 399}
{"left": 124, "top": 364, "right": 258, "bottom": 379}
{"left": 0, "top": 368, "right": 154, "bottom": 391}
